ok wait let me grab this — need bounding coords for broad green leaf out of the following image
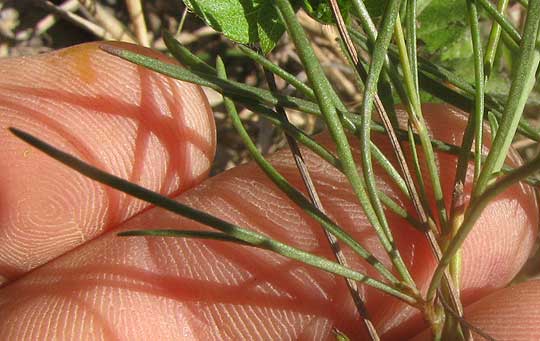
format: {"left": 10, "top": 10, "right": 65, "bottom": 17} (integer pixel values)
{"left": 417, "top": 0, "right": 467, "bottom": 53}
{"left": 182, "top": 0, "right": 285, "bottom": 54}
{"left": 301, "top": 0, "right": 352, "bottom": 23}
{"left": 440, "top": 30, "right": 473, "bottom": 62}
{"left": 257, "top": 1, "right": 286, "bottom": 53}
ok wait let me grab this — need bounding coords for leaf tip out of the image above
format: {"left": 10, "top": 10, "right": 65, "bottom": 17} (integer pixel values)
{"left": 8, "top": 127, "right": 31, "bottom": 144}
{"left": 117, "top": 231, "right": 138, "bottom": 237}
{"left": 99, "top": 44, "right": 124, "bottom": 57}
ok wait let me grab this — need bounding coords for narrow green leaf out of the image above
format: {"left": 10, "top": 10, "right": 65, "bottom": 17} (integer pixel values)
{"left": 216, "top": 56, "right": 401, "bottom": 285}
{"left": 474, "top": 0, "right": 540, "bottom": 197}
{"left": 119, "top": 229, "right": 251, "bottom": 245}
{"left": 429, "top": 147, "right": 540, "bottom": 301}
{"left": 276, "top": 0, "right": 418, "bottom": 289}
{"left": 99, "top": 44, "right": 540, "bottom": 189}
{"left": 162, "top": 30, "right": 216, "bottom": 74}
{"left": 9, "top": 126, "right": 416, "bottom": 304}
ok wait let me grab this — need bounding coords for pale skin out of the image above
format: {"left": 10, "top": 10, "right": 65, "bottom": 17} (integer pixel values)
{"left": 0, "top": 42, "right": 539, "bottom": 340}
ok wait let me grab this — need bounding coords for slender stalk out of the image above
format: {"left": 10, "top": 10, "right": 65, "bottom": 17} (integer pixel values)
{"left": 236, "top": 44, "right": 316, "bottom": 100}
{"left": 487, "top": 111, "right": 499, "bottom": 141}
{"left": 356, "top": 0, "right": 403, "bottom": 251}
{"left": 99, "top": 45, "right": 540, "bottom": 189}
{"left": 337, "top": 7, "right": 468, "bottom": 334}
{"left": 405, "top": 0, "right": 419, "bottom": 95}
{"left": 429, "top": 148, "right": 540, "bottom": 302}
{"left": 351, "top": 0, "right": 435, "bottom": 221}
{"left": 176, "top": 6, "right": 189, "bottom": 35}
{"left": 330, "top": 0, "right": 420, "bottom": 288}
{"left": 348, "top": 29, "right": 540, "bottom": 142}
{"left": 474, "top": 0, "right": 540, "bottom": 198}
{"left": 250, "top": 104, "right": 420, "bottom": 219}
{"left": 442, "top": 4, "right": 486, "bottom": 320}
{"left": 407, "top": 123, "right": 431, "bottom": 220}
{"left": 216, "top": 65, "right": 403, "bottom": 285}
{"left": 476, "top": 0, "right": 521, "bottom": 45}
{"left": 466, "top": 0, "right": 485, "bottom": 184}
{"left": 232, "top": 49, "right": 378, "bottom": 339}
{"left": 394, "top": 12, "right": 467, "bottom": 337}
{"left": 163, "top": 30, "right": 216, "bottom": 74}
{"left": 394, "top": 15, "right": 449, "bottom": 232}
{"left": 484, "top": 0, "right": 510, "bottom": 79}
{"left": 275, "top": 0, "right": 417, "bottom": 288}
{"left": 163, "top": 34, "right": 410, "bottom": 201}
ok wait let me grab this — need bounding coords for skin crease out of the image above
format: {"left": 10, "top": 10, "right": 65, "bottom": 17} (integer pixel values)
{"left": 0, "top": 43, "right": 539, "bottom": 340}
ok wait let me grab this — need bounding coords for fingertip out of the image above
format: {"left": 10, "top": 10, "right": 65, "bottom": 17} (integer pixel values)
{"left": 0, "top": 41, "right": 216, "bottom": 283}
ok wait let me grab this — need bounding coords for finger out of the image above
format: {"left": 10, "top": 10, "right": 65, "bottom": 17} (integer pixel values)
{"left": 464, "top": 279, "right": 540, "bottom": 340}
{"left": 0, "top": 42, "right": 216, "bottom": 284}
{"left": 412, "top": 279, "right": 540, "bottom": 340}
{"left": 0, "top": 105, "right": 536, "bottom": 339}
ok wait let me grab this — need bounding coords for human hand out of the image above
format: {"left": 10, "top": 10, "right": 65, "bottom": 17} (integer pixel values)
{"left": 0, "top": 43, "right": 538, "bottom": 340}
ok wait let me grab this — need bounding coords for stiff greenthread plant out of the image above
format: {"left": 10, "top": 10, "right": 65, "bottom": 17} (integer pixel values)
{"left": 9, "top": 0, "right": 540, "bottom": 339}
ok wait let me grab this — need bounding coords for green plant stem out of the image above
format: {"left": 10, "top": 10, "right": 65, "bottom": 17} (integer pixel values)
{"left": 394, "top": 15, "right": 449, "bottom": 232}
{"left": 393, "top": 14, "right": 468, "bottom": 334}
{"left": 466, "top": 0, "right": 485, "bottom": 184}
{"left": 246, "top": 51, "right": 377, "bottom": 338}
{"left": 348, "top": 29, "right": 540, "bottom": 142}
{"left": 215, "top": 61, "right": 403, "bottom": 286}
{"left": 428, "top": 149, "right": 540, "bottom": 302}
{"left": 335, "top": 0, "right": 424, "bottom": 293}
{"left": 351, "top": 0, "right": 436, "bottom": 224}
{"left": 162, "top": 35, "right": 410, "bottom": 202}
{"left": 350, "top": 0, "right": 420, "bottom": 114}
{"left": 444, "top": 2, "right": 485, "bottom": 315}
{"left": 474, "top": 0, "right": 540, "bottom": 198}
{"left": 236, "top": 44, "right": 316, "bottom": 100}
{"left": 9, "top": 126, "right": 417, "bottom": 304}
{"left": 275, "top": 0, "right": 416, "bottom": 287}
{"left": 484, "top": 0, "right": 510, "bottom": 79}
{"left": 357, "top": 0, "right": 403, "bottom": 254}
{"left": 99, "top": 45, "right": 540, "bottom": 189}
{"left": 250, "top": 47, "right": 377, "bottom": 339}
{"left": 163, "top": 30, "right": 216, "bottom": 74}
{"left": 407, "top": 124, "right": 430, "bottom": 219}
{"left": 176, "top": 7, "right": 189, "bottom": 35}
{"left": 405, "top": 0, "right": 419, "bottom": 95}
{"left": 251, "top": 104, "right": 420, "bottom": 222}
{"left": 476, "top": 0, "right": 521, "bottom": 46}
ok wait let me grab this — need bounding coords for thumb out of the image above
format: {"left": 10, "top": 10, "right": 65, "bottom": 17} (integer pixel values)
{"left": 0, "top": 42, "right": 216, "bottom": 284}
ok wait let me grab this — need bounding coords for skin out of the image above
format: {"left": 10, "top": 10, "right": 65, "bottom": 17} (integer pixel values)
{"left": 0, "top": 42, "right": 539, "bottom": 340}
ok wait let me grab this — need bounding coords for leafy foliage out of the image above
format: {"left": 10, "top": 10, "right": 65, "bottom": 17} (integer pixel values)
{"left": 300, "top": 0, "right": 352, "bottom": 23}
{"left": 417, "top": 0, "right": 468, "bottom": 53}
{"left": 182, "top": 0, "right": 355, "bottom": 53}
{"left": 182, "top": 0, "right": 286, "bottom": 54}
